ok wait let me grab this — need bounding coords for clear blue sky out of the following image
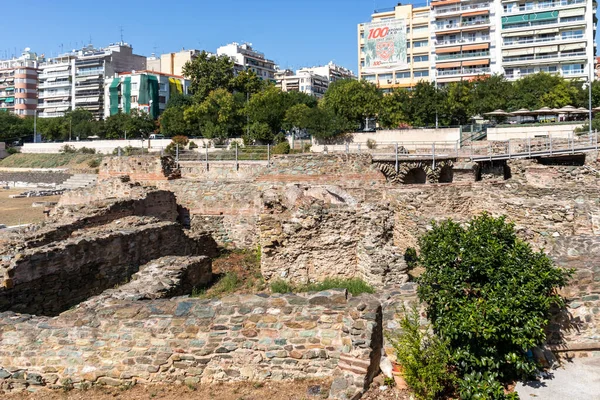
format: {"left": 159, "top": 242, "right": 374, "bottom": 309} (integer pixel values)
{"left": 0, "top": 0, "right": 398, "bottom": 74}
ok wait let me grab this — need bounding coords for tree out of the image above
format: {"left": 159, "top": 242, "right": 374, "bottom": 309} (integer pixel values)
{"left": 305, "top": 105, "right": 354, "bottom": 141}
{"left": 510, "top": 72, "right": 581, "bottom": 110}
{"left": 165, "top": 93, "right": 194, "bottom": 109}
{"left": 322, "top": 79, "right": 381, "bottom": 128}
{"left": 159, "top": 106, "right": 193, "bottom": 137}
{"left": 417, "top": 214, "right": 571, "bottom": 397}
{"left": 230, "top": 69, "right": 265, "bottom": 96}
{"left": 182, "top": 51, "right": 235, "bottom": 102}
{"left": 64, "top": 109, "right": 96, "bottom": 139}
{"left": 126, "top": 109, "right": 156, "bottom": 138}
{"left": 442, "top": 81, "right": 473, "bottom": 125}
{"left": 103, "top": 112, "right": 130, "bottom": 139}
{"left": 379, "top": 88, "right": 411, "bottom": 129}
{"left": 283, "top": 103, "right": 312, "bottom": 132}
{"left": 185, "top": 88, "right": 239, "bottom": 142}
{"left": 406, "top": 81, "right": 443, "bottom": 127}
{"left": 470, "top": 75, "right": 513, "bottom": 116}
{"left": 37, "top": 116, "right": 68, "bottom": 141}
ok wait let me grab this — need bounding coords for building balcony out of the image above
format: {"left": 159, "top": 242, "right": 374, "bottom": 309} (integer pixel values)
{"left": 435, "top": 19, "right": 491, "bottom": 32}
{"left": 39, "top": 112, "right": 68, "bottom": 118}
{"left": 502, "top": 51, "right": 587, "bottom": 64}
{"left": 503, "top": 0, "right": 585, "bottom": 15}
{"left": 39, "top": 101, "right": 71, "bottom": 109}
{"left": 39, "top": 81, "right": 71, "bottom": 89}
{"left": 39, "top": 91, "right": 71, "bottom": 99}
{"left": 434, "top": 2, "right": 491, "bottom": 16}
{"left": 437, "top": 35, "right": 490, "bottom": 46}
{"left": 437, "top": 51, "right": 490, "bottom": 61}
{"left": 437, "top": 67, "right": 491, "bottom": 76}
{"left": 503, "top": 17, "right": 585, "bottom": 30}
{"left": 503, "top": 34, "right": 584, "bottom": 47}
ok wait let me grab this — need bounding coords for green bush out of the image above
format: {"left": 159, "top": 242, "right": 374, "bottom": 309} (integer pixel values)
{"left": 366, "top": 139, "right": 377, "bottom": 149}
{"left": 6, "top": 147, "right": 20, "bottom": 155}
{"left": 390, "top": 307, "right": 455, "bottom": 400}
{"left": 458, "top": 371, "right": 518, "bottom": 400}
{"left": 272, "top": 141, "right": 290, "bottom": 155}
{"left": 270, "top": 279, "right": 293, "bottom": 294}
{"left": 404, "top": 247, "right": 418, "bottom": 269}
{"left": 171, "top": 135, "right": 189, "bottom": 146}
{"left": 87, "top": 158, "right": 101, "bottom": 168}
{"left": 77, "top": 147, "right": 96, "bottom": 154}
{"left": 189, "top": 141, "right": 198, "bottom": 150}
{"left": 59, "top": 144, "right": 77, "bottom": 153}
{"left": 273, "top": 132, "right": 286, "bottom": 144}
{"left": 417, "top": 213, "right": 572, "bottom": 389}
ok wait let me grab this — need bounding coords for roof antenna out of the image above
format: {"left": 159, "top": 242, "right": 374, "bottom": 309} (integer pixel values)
{"left": 120, "top": 26, "right": 124, "bottom": 44}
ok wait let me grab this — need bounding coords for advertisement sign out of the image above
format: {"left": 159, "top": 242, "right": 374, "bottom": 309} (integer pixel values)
{"left": 362, "top": 19, "right": 408, "bottom": 73}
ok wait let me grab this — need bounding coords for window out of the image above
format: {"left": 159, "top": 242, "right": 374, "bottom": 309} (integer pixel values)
{"left": 413, "top": 40, "right": 429, "bottom": 48}
{"left": 300, "top": 86, "right": 304, "bottom": 91}
{"left": 378, "top": 73, "right": 393, "bottom": 81}
{"left": 363, "top": 75, "right": 377, "bottom": 81}
{"left": 131, "top": 96, "right": 138, "bottom": 103}
{"left": 562, "top": 29, "right": 584, "bottom": 39}
{"left": 360, "top": 32, "right": 364, "bottom": 39}
{"left": 414, "top": 69, "right": 429, "bottom": 77}
{"left": 159, "top": 83, "right": 168, "bottom": 91}
{"left": 159, "top": 96, "right": 166, "bottom": 103}
{"left": 412, "top": 25, "right": 428, "bottom": 33}
{"left": 539, "top": 66, "right": 558, "bottom": 73}
{"left": 413, "top": 55, "right": 429, "bottom": 62}
{"left": 396, "top": 71, "right": 411, "bottom": 79}
{"left": 561, "top": 16, "right": 584, "bottom": 23}
{"left": 406, "top": 27, "right": 411, "bottom": 33}
{"left": 360, "top": 61, "right": 365, "bottom": 67}
{"left": 132, "top": 82, "right": 138, "bottom": 91}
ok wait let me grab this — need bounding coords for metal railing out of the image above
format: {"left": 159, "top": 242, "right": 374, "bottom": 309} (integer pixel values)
{"left": 437, "top": 36, "right": 490, "bottom": 46}
{"left": 503, "top": 0, "right": 584, "bottom": 14}
{"left": 438, "top": 51, "right": 490, "bottom": 61}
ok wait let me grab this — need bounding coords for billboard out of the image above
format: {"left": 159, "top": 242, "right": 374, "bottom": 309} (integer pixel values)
{"left": 362, "top": 19, "right": 408, "bottom": 73}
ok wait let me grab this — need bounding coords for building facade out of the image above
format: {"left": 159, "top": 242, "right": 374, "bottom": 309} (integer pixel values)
{"left": 217, "top": 43, "right": 276, "bottom": 82}
{"left": 358, "top": 4, "right": 432, "bottom": 91}
{"left": 104, "top": 70, "right": 190, "bottom": 119}
{"left": 275, "top": 69, "right": 329, "bottom": 98}
{"left": 0, "top": 49, "right": 39, "bottom": 117}
{"left": 359, "top": 0, "right": 597, "bottom": 86}
{"left": 297, "top": 62, "right": 356, "bottom": 83}
{"left": 38, "top": 54, "right": 76, "bottom": 118}
{"left": 147, "top": 49, "right": 201, "bottom": 76}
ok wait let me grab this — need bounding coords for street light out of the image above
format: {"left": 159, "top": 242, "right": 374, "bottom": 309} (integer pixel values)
{"left": 33, "top": 110, "right": 37, "bottom": 143}
{"left": 588, "top": 61, "right": 593, "bottom": 137}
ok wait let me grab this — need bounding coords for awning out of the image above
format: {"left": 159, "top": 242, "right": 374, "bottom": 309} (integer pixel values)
{"left": 4, "top": 97, "right": 14, "bottom": 103}
{"left": 76, "top": 96, "right": 99, "bottom": 103}
{"left": 530, "top": 11, "right": 558, "bottom": 21}
{"left": 4, "top": 87, "right": 14, "bottom": 91}
{"left": 559, "top": 7, "right": 585, "bottom": 17}
{"left": 561, "top": 42, "right": 586, "bottom": 51}
{"left": 437, "top": 61, "right": 462, "bottom": 68}
{"left": 503, "top": 14, "right": 529, "bottom": 24}
{"left": 503, "top": 30, "right": 534, "bottom": 37}
{"left": 56, "top": 106, "right": 70, "bottom": 112}
{"left": 462, "top": 43, "right": 489, "bottom": 51}
{"left": 535, "top": 28, "right": 559, "bottom": 34}
{"left": 462, "top": 10, "right": 489, "bottom": 17}
{"left": 462, "top": 26, "right": 491, "bottom": 32}
{"left": 502, "top": 48, "right": 534, "bottom": 56}
{"left": 432, "top": 0, "right": 460, "bottom": 5}
{"left": 535, "top": 45, "right": 558, "bottom": 54}
{"left": 437, "top": 46, "right": 461, "bottom": 54}
{"left": 44, "top": 77, "right": 57, "bottom": 82}
{"left": 43, "top": 108, "right": 57, "bottom": 113}
{"left": 45, "top": 65, "right": 69, "bottom": 73}
{"left": 462, "top": 59, "right": 490, "bottom": 67}
{"left": 437, "top": 29, "right": 461, "bottom": 35}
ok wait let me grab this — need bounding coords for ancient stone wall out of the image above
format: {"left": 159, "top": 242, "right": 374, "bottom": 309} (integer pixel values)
{"left": 0, "top": 291, "right": 382, "bottom": 400}
{"left": 0, "top": 171, "right": 71, "bottom": 188}
{"left": 259, "top": 185, "right": 408, "bottom": 287}
{"left": 0, "top": 217, "right": 217, "bottom": 316}
{"left": 99, "top": 156, "right": 180, "bottom": 182}
{"left": 179, "top": 161, "right": 268, "bottom": 181}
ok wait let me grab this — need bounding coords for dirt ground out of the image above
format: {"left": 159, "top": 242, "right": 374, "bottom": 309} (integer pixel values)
{"left": 0, "top": 188, "right": 59, "bottom": 226}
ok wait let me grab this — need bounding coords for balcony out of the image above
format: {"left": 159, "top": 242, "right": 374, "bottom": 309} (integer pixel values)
{"left": 41, "top": 70, "right": 71, "bottom": 77}
{"left": 462, "top": 19, "right": 490, "bottom": 27}
{"left": 39, "top": 80, "right": 71, "bottom": 89}
{"left": 39, "top": 112, "right": 68, "bottom": 118}
{"left": 437, "top": 67, "right": 491, "bottom": 76}
{"left": 77, "top": 69, "right": 104, "bottom": 77}
{"left": 503, "top": 51, "right": 586, "bottom": 63}
{"left": 503, "top": 34, "right": 584, "bottom": 47}
{"left": 434, "top": 2, "right": 490, "bottom": 16}
{"left": 437, "top": 35, "right": 490, "bottom": 46}
{"left": 438, "top": 51, "right": 490, "bottom": 61}
{"left": 39, "top": 102, "right": 71, "bottom": 109}
{"left": 503, "top": 0, "right": 585, "bottom": 15}
{"left": 435, "top": 19, "right": 490, "bottom": 32}
{"left": 39, "top": 91, "right": 71, "bottom": 99}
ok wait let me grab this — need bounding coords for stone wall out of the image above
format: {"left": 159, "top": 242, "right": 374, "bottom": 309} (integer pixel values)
{"left": 179, "top": 161, "right": 268, "bottom": 181}
{"left": 0, "top": 171, "right": 71, "bottom": 188}
{"left": 259, "top": 185, "right": 408, "bottom": 287}
{"left": 99, "top": 156, "right": 180, "bottom": 182}
{"left": 0, "top": 216, "right": 217, "bottom": 316}
{"left": 0, "top": 291, "right": 382, "bottom": 400}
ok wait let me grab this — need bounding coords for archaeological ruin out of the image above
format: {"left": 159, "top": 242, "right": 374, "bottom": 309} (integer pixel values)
{"left": 0, "top": 148, "right": 599, "bottom": 399}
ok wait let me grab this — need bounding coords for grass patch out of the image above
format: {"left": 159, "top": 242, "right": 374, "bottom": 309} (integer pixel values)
{"left": 271, "top": 278, "right": 374, "bottom": 296}
{"left": 0, "top": 153, "right": 102, "bottom": 169}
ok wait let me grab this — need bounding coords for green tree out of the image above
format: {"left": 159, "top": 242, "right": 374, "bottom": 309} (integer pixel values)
{"left": 407, "top": 81, "right": 444, "bottom": 127}
{"left": 470, "top": 75, "right": 513, "bottom": 116}
{"left": 305, "top": 105, "right": 354, "bottom": 141}
{"left": 230, "top": 69, "right": 265, "bottom": 96}
{"left": 0, "top": 112, "right": 34, "bottom": 141}
{"left": 379, "top": 88, "right": 411, "bottom": 129}
{"left": 442, "top": 81, "right": 474, "bottom": 125}
{"left": 322, "top": 79, "right": 381, "bottom": 128}
{"left": 182, "top": 51, "right": 235, "bottom": 102}
{"left": 159, "top": 106, "right": 193, "bottom": 136}
{"left": 185, "top": 88, "right": 239, "bottom": 142}
{"left": 37, "top": 116, "right": 68, "bottom": 141}
{"left": 510, "top": 72, "right": 581, "bottom": 110}
{"left": 64, "top": 109, "right": 96, "bottom": 139}
{"left": 417, "top": 214, "right": 571, "bottom": 396}
{"left": 165, "top": 93, "right": 194, "bottom": 109}
{"left": 125, "top": 109, "right": 156, "bottom": 138}
{"left": 103, "top": 112, "right": 130, "bottom": 139}
{"left": 283, "top": 103, "right": 312, "bottom": 132}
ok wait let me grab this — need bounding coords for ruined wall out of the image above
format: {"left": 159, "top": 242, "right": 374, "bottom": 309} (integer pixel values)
{"left": 0, "top": 291, "right": 381, "bottom": 400}
{"left": 179, "top": 161, "right": 268, "bottom": 181}
{"left": 0, "top": 171, "right": 71, "bottom": 188}
{"left": 259, "top": 185, "right": 408, "bottom": 287}
{"left": 99, "top": 156, "right": 180, "bottom": 182}
{"left": 0, "top": 217, "right": 217, "bottom": 316}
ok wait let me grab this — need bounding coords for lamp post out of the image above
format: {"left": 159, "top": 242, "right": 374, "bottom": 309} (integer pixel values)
{"left": 589, "top": 61, "right": 593, "bottom": 137}
{"left": 33, "top": 110, "right": 37, "bottom": 143}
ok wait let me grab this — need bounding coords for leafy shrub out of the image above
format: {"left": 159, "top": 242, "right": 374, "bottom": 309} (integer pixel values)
{"left": 77, "top": 147, "right": 96, "bottom": 154}
{"left": 390, "top": 307, "right": 455, "bottom": 400}
{"left": 88, "top": 158, "right": 101, "bottom": 168}
{"left": 270, "top": 279, "right": 293, "bottom": 294}
{"left": 457, "top": 371, "right": 518, "bottom": 400}
{"left": 366, "top": 139, "right": 377, "bottom": 149}
{"left": 165, "top": 142, "right": 178, "bottom": 156}
{"left": 303, "top": 143, "right": 312, "bottom": 152}
{"left": 171, "top": 135, "right": 189, "bottom": 146}
{"left": 59, "top": 144, "right": 77, "bottom": 153}
{"left": 417, "top": 213, "right": 572, "bottom": 388}
{"left": 272, "top": 141, "right": 290, "bottom": 154}
{"left": 189, "top": 141, "right": 198, "bottom": 150}
{"left": 6, "top": 147, "right": 20, "bottom": 155}
{"left": 273, "top": 132, "right": 286, "bottom": 144}
{"left": 404, "top": 247, "right": 418, "bottom": 269}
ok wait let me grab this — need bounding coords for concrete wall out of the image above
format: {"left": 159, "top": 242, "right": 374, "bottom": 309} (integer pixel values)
{"left": 0, "top": 142, "right": 8, "bottom": 159}
{"left": 487, "top": 124, "right": 583, "bottom": 140}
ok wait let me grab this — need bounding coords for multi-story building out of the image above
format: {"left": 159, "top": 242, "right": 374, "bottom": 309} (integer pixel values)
{"left": 358, "top": 3, "right": 432, "bottom": 91}
{"left": 0, "top": 49, "right": 39, "bottom": 117}
{"left": 217, "top": 43, "right": 276, "bottom": 82}
{"left": 430, "top": 0, "right": 495, "bottom": 84}
{"left": 499, "top": 0, "right": 596, "bottom": 81}
{"left": 297, "top": 62, "right": 356, "bottom": 83}
{"left": 38, "top": 54, "right": 76, "bottom": 118}
{"left": 104, "top": 70, "right": 190, "bottom": 119}
{"left": 275, "top": 69, "right": 329, "bottom": 98}
{"left": 147, "top": 49, "right": 201, "bottom": 76}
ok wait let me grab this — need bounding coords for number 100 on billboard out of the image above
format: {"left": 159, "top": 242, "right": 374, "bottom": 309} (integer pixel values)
{"left": 362, "top": 19, "right": 408, "bottom": 73}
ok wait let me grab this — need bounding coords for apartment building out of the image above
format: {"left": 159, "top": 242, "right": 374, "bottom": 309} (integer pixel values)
{"left": 38, "top": 54, "right": 76, "bottom": 118}
{"left": 297, "top": 62, "right": 356, "bottom": 83}
{"left": 104, "top": 70, "right": 190, "bottom": 119}
{"left": 431, "top": 0, "right": 495, "bottom": 84}
{"left": 147, "top": 49, "right": 201, "bottom": 76}
{"left": 275, "top": 69, "right": 329, "bottom": 98}
{"left": 217, "top": 43, "right": 276, "bottom": 82}
{"left": 358, "top": 3, "right": 432, "bottom": 91}
{"left": 0, "top": 49, "right": 39, "bottom": 117}
{"left": 499, "top": 0, "right": 596, "bottom": 81}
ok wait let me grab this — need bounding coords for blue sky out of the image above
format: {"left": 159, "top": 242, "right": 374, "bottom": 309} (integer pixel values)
{"left": 0, "top": 0, "right": 396, "bottom": 74}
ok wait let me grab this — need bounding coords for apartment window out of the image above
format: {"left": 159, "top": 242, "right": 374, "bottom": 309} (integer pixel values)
{"left": 414, "top": 69, "right": 429, "bottom": 77}
{"left": 378, "top": 73, "right": 393, "bottom": 81}
{"left": 413, "top": 55, "right": 429, "bottom": 62}
{"left": 396, "top": 71, "right": 411, "bottom": 79}
{"left": 360, "top": 32, "right": 365, "bottom": 39}
{"left": 413, "top": 40, "right": 429, "bottom": 48}
{"left": 406, "top": 27, "right": 411, "bottom": 33}
{"left": 520, "top": 67, "right": 534, "bottom": 75}
{"left": 562, "top": 29, "right": 584, "bottom": 39}
{"left": 412, "top": 25, "right": 428, "bottom": 33}
{"left": 131, "top": 96, "right": 138, "bottom": 103}
{"left": 562, "top": 64, "right": 585, "bottom": 74}
{"left": 132, "top": 82, "right": 138, "bottom": 91}
{"left": 160, "top": 83, "right": 168, "bottom": 91}
{"left": 539, "top": 66, "right": 558, "bottom": 73}
{"left": 360, "top": 61, "right": 365, "bottom": 67}
{"left": 159, "top": 96, "right": 166, "bottom": 103}
{"left": 561, "top": 16, "right": 584, "bottom": 23}
{"left": 300, "top": 86, "right": 304, "bottom": 91}
{"left": 363, "top": 75, "right": 377, "bottom": 81}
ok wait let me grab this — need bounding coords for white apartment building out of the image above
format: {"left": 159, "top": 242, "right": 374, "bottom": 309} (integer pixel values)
{"left": 217, "top": 43, "right": 276, "bottom": 82}
{"left": 275, "top": 69, "right": 329, "bottom": 98}
{"left": 38, "top": 55, "right": 76, "bottom": 118}
{"left": 297, "top": 62, "right": 356, "bottom": 83}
